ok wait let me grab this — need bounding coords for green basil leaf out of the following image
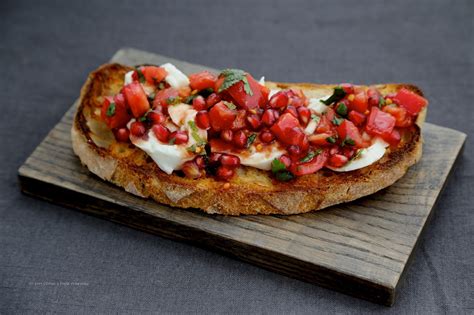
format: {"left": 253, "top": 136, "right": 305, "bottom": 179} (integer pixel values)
{"left": 218, "top": 69, "right": 253, "bottom": 96}
{"left": 106, "top": 102, "right": 116, "bottom": 117}
{"left": 320, "top": 86, "right": 346, "bottom": 105}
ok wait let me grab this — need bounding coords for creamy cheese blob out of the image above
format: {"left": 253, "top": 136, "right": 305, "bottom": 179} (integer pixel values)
{"left": 161, "top": 63, "right": 190, "bottom": 89}
{"left": 124, "top": 71, "right": 134, "bottom": 85}
{"left": 307, "top": 96, "right": 331, "bottom": 114}
{"left": 327, "top": 138, "right": 389, "bottom": 172}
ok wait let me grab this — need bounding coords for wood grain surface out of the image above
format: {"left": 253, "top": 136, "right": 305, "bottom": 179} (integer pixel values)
{"left": 17, "top": 48, "right": 466, "bottom": 306}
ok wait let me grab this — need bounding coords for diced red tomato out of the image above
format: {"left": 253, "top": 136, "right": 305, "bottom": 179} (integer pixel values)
{"left": 270, "top": 113, "right": 305, "bottom": 147}
{"left": 349, "top": 91, "right": 368, "bottom": 113}
{"left": 122, "top": 81, "right": 150, "bottom": 118}
{"left": 101, "top": 94, "right": 131, "bottom": 129}
{"left": 152, "top": 88, "right": 179, "bottom": 112}
{"left": 382, "top": 105, "right": 413, "bottom": 127}
{"left": 328, "top": 154, "right": 349, "bottom": 168}
{"left": 140, "top": 66, "right": 167, "bottom": 85}
{"left": 337, "top": 119, "right": 367, "bottom": 148}
{"left": 366, "top": 106, "right": 396, "bottom": 137}
{"left": 290, "top": 150, "right": 328, "bottom": 176}
{"left": 348, "top": 110, "right": 366, "bottom": 126}
{"left": 392, "top": 88, "right": 427, "bottom": 115}
{"left": 208, "top": 101, "right": 237, "bottom": 131}
{"left": 340, "top": 83, "right": 355, "bottom": 94}
{"left": 367, "top": 87, "right": 382, "bottom": 108}
{"left": 316, "top": 115, "right": 333, "bottom": 133}
{"left": 189, "top": 71, "right": 217, "bottom": 91}
{"left": 324, "top": 107, "right": 336, "bottom": 122}
{"left": 381, "top": 128, "right": 401, "bottom": 145}
{"left": 216, "top": 74, "right": 266, "bottom": 110}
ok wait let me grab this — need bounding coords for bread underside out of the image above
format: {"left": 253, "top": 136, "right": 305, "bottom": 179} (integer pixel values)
{"left": 71, "top": 63, "right": 426, "bottom": 215}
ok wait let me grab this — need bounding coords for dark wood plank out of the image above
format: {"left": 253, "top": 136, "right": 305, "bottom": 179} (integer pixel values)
{"left": 17, "top": 48, "right": 467, "bottom": 306}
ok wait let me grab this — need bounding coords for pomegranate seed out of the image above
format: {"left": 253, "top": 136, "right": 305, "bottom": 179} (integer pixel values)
{"left": 152, "top": 124, "right": 170, "bottom": 142}
{"left": 148, "top": 111, "right": 166, "bottom": 125}
{"left": 342, "top": 147, "right": 355, "bottom": 159}
{"left": 206, "top": 93, "right": 221, "bottom": 107}
{"left": 216, "top": 166, "right": 235, "bottom": 180}
{"left": 195, "top": 111, "right": 210, "bottom": 129}
{"left": 220, "top": 154, "right": 241, "bottom": 168}
{"left": 269, "top": 92, "right": 289, "bottom": 108}
{"left": 209, "top": 152, "right": 223, "bottom": 164}
{"left": 279, "top": 155, "right": 292, "bottom": 169}
{"left": 220, "top": 129, "right": 233, "bottom": 142}
{"left": 261, "top": 109, "right": 279, "bottom": 127}
{"left": 194, "top": 156, "right": 207, "bottom": 169}
{"left": 260, "top": 130, "right": 275, "bottom": 143}
{"left": 297, "top": 107, "right": 311, "bottom": 126}
{"left": 192, "top": 95, "right": 207, "bottom": 111}
{"left": 169, "top": 130, "right": 189, "bottom": 145}
{"left": 287, "top": 145, "right": 301, "bottom": 157}
{"left": 246, "top": 114, "right": 261, "bottom": 130}
{"left": 130, "top": 121, "right": 146, "bottom": 137}
{"left": 114, "top": 128, "right": 130, "bottom": 142}
{"left": 232, "top": 130, "right": 248, "bottom": 148}
{"left": 284, "top": 106, "right": 298, "bottom": 118}
{"left": 182, "top": 161, "right": 202, "bottom": 179}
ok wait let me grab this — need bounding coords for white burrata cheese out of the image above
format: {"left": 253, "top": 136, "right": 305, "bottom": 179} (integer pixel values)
{"left": 307, "top": 96, "right": 331, "bottom": 114}
{"left": 327, "top": 138, "right": 389, "bottom": 172}
{"left": 131, "top": 130, "right": 192, "bottom": 174}
{"left": 161, "top": 63, "right": 190, "bottom": 89}
{"left": 124, "top": 71, "right": 134, "bottom": 85}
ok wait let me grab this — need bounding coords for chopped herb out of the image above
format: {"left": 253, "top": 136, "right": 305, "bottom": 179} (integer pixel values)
{"left": 186, "top": 144, "right": 205, "bottom": 154}
{"left": 136, "top": 68, "right": 146, "bottom": 83}
{"left": 378, "top": 97, "right": 386, "bottom": 108}
{"left": 332, "top": 117, "right": 344, "bottom": 126}
{"left": 166, "top": 97, "right": 181, "bottom": 105}
{"left": 188, "top": 121, "right": 207, "bottom": 145}
{"left": 271, "top": 158, "right": 294, "bottom": 181}
{"left": 311, "top": 114, "right": 320, "bottom": 124}
{"left": 336, "top": 102, "right": 348, "bottom": 116}
{"left": 168, "top": 137, "right": 176, "bottom": 145}
{"left": 106, "top": 103, "right": 116, "bottom": 117}
{"left": 223, "top": 101, "right": 237, "bottom": 110}
{"left": 351, "top": 149, "right": 366, "bottom": 160}
{"left": 184, "top": 94, "right": 197, "bottom": 104}
{"left": 138, "top": 115, "right": 147, "bottom": 122}
{"left": 158, "top": 82, "right": 165, "bottom": 90}
{"left": 246, "top": 133, "right": 257, "bottom": 147}
{"left": 341, "top": 137, "right": 355, "bottom": 147}
{"left": 326, "top": 136, "right": 337, "bottom": 144}
{"left": 218, "top": 69, "right": 253, "bottom": 96}
{"left": 300, "top": 149, "right": 322, "bottom": 163}
{"left": 320, "top": 86, "right": 346, "bottom": 105}
{"left": 271, "top": 158, "right": 287, "bottom": 173}
{"left": 275, "top": 171, "right": 294, "bottom": 182}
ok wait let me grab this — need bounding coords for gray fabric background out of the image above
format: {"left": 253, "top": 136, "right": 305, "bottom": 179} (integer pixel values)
{"left": 1, "top": 0, "right": 473, "bottom": 313}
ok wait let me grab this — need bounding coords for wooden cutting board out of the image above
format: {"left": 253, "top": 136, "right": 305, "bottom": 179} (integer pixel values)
{"left": 18, "top": 48, "right": 466, "bottom": 306}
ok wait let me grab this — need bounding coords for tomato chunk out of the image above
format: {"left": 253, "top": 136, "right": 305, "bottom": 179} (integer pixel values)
{"left": 122, "top": 81, "right": 150, "bottom": 118}
{"left": 392, "top": 88, "right": 428, "bottom": 115}
{"left": 152, "top": 88, "right": 179, "bottom": 113}
{"left": 101, "top": 94, "right": 131, "bottom": 129}
{"left": 348, "top": 110, "right": 366, "bottom": 126}
{"left": 270, "top": 113, "right": 306, "bottom": 147}
{"left": 208, "top": 101, "right": 237, "bottom": 131}
{"left": 337, "top": 119, "right": 366, "bottom": 148}
{"left": 217, "top": 74, "right": 266, "bottom": 110}
{"left": 381, "top": 128, "right": 401, "bottom": 145}
{"left": 290, "top": 150, "right": 328, "bottom": 176}
{"left": 141, "top": 66, "right": 167, "bottom": 85}
{"left": 382, "top": 105, "right": 413, "bottom": 127}
{"left": 189, "top": 71, "right": 217, "bottom": 91}
{"left": 366, "top": 107, "right": 396, "bottom": 137}
{"left": 349, "top": 91, "right": 368, "bottom": 113}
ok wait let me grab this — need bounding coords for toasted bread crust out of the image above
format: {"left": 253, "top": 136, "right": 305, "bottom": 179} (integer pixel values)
{"left": 72, "top": 63, "right": 425, "bottom": 215}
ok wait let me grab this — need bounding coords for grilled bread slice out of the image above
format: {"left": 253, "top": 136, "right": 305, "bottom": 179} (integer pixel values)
{"left": 71, "top": 63, "right": 426, "bottom": 215}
